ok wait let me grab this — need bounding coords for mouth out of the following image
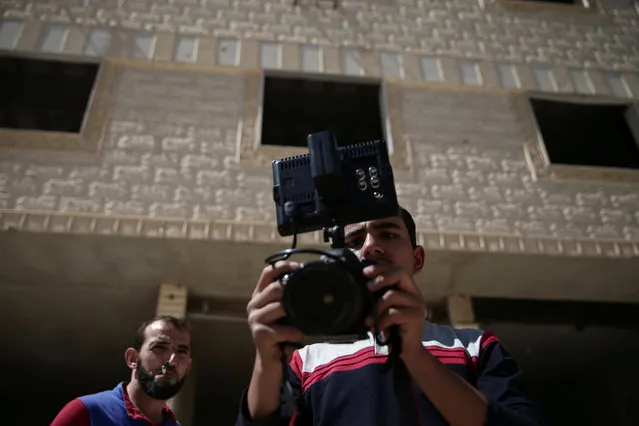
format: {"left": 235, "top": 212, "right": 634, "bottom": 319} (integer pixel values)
{"left": 155, "top": 373, "right": 177, "bottom": 382}
{"left": 156, "top": 369, "right": 176, "bottom": 377}
{"left": 363, "top": 258, "right": 391, "bottom": 267}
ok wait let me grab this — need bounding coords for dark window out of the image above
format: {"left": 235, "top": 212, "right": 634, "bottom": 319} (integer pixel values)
{"left": 260, "top": 74, "right": 384, "bottom": 148}
{"left": 530, "top": 98, "right": 639, "bottom": 170}
{"left": 0, "top": 55, "right": 99, "bottom": 133}
{"left": 473, "top": 297, "right": 639, "bottom": 329}
{"left": 518, "top": 0, "right": 581, "bottom": 5}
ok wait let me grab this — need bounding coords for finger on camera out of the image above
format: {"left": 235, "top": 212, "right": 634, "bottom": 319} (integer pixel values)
{"left": 376, "top": 291, "right": 421, "bottom": 315}
{"left": 248, "top": 301, "right": 286, "bottom": 325}
{"left": 362, "top": 263, "right": 393, "bottom": 278}
{"left": 378, "top": 307, "right": 422, "bottom": 329}
{"left": 255, "top": 261, "right": 300, "bottom": 293}
{"left": 270, "top": 324, "right": 305, "bottom": 344}
{"left": 365, "top": 311, "right": 388, "bottom": 329}
{"left": 248, "top": 281, "right": 285, "bottom": 313}
{"left": 368, "top": 267, "right": 418, "bottom": 295}
{"left": 365, "top": 266, "right": 403, "bottom": 290}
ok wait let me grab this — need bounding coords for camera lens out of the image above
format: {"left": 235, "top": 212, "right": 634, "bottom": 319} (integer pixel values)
{"left": 282, "top": 261, "right": 365, "bottom": 336}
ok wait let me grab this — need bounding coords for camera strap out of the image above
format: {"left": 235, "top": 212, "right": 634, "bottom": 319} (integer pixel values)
{"left": 280, "top": 343, "right": 303, "bottom": 419}
{"left": 382, "top": 326, "right": 421, "bottom": 426}
{"left": 391, "top": 357, "right": 421, "bottom": 426}
{"left": 281, "top": 376, "right": 299, "bottom": 418}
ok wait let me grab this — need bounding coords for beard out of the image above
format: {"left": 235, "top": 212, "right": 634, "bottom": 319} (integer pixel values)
{"left": 135, "top": 362, "right": 187, "bottom": 401}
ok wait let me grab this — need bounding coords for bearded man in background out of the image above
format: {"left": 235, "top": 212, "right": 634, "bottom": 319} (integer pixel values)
{"left": 51, "top": 315, "right": 192, "bottom": 426}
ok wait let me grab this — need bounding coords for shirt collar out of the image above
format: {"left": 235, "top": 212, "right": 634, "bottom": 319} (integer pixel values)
{"left": 118, "top": 382, "right": 178, "bottom": 423}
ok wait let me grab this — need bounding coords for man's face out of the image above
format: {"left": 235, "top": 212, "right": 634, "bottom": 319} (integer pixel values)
{"left": 344, "top": 215, "right": 423, "bottom": 275}
{"left": 133, "top": 321, "right": 191, "bottom": 401}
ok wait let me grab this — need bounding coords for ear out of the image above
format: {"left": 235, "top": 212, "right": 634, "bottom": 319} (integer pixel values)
{"left": 412, "top": 245, "right": 425, "bottom": 274}
{"left": 185, "top": 358, "right": 193, "bottom": 375}
{"left": 125, "top": 348, "right": 139, "bottom": 370}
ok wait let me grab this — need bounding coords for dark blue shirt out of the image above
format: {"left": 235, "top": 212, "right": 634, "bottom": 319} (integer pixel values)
{"left": 236, "top": 323, "right": 545, "bottom": 426}
{"left": 52, "top": 382, "right": 180, "bottom": 426}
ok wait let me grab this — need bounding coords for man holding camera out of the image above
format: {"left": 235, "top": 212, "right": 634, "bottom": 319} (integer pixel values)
{"left": 237, "top": 207, "right": 545, "bottom": 426}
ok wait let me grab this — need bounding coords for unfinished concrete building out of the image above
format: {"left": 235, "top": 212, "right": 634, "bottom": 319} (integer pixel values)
{"left": 0, "top": 0, "right": 638, "bottom": 424}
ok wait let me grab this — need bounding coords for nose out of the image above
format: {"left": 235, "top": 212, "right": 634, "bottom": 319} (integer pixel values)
{"left": 361, "top": 234, "right": 384, "bottom": 259}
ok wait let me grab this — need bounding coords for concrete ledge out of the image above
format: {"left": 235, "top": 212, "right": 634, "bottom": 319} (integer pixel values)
{"left": 1, "top": 209, "right": 637, "bottom": 258}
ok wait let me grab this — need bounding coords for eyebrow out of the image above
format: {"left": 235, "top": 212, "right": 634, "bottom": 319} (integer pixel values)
{"left": 344, "top": 221, "right": 403, "bottom": 240}
{"left": 149, "top": 340, "right": 190, "bottom": 352}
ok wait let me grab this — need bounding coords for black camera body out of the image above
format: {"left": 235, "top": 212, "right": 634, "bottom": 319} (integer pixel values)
{"left": 277, "top": 251, "right": 384, "bottom": 342}
{"left": 267, "top": 130, "right": 399, "bottom": 344}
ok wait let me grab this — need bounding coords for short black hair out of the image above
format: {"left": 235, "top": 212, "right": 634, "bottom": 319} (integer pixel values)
{"left": 399, "top": 206, "right": 417, "bottom": 248}
{"left": 133, "top": 315, "right": 191, "bottom": 351}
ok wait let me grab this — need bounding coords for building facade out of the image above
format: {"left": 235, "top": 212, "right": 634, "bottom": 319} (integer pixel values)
{"left": 0, "top": 0, "right": 638, "bottom": 424}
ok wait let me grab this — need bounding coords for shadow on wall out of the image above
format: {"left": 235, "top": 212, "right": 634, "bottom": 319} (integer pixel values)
{"left": 530, "top": 364, "right": 639, "bottom": 426}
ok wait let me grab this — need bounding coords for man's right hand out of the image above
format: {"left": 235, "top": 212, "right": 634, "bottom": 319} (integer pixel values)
{"left": 247, "top": 260, "right": 305, "bottom": 363}
{"left": 245, "top": 261, "right": 305, "bottom": 422}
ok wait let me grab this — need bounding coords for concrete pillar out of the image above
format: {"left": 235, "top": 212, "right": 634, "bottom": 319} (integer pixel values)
{"left": 156, "top": 283, "right": 195, "bottom": 426}
{"left": 156, "top": 282, "right": 188, "bottom": 318}
{"left": 447, "top": 294, "right": 479, "bottom": 329}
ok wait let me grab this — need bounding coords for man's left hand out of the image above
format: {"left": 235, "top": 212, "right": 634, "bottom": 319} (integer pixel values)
{"left": 363, "top": 263, "right": 427, "bottom": 358}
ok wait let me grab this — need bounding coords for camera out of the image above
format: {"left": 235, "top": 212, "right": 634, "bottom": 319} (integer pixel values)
{"left": 266, "top": 130, "right": 399, "bottom": 344}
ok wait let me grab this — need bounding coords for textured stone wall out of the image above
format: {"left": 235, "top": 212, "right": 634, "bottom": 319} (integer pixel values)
{"left": 0, "top": 67, "right": 256, "bottom": 219}
{"left": 400, "top": 89, "right": 639, "bottom": 242}
{"left": 0, "top": 0, "right": 638, "bottom": 250}
{"left": 1, "top": 0, "right": 638, "bottom": 70}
